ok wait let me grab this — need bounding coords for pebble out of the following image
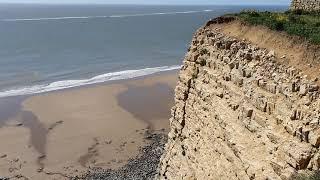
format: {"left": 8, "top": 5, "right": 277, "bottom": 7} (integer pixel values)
{"left": 71, "top": 132, "right": 167, "bottom": 180}
{"left": 37, "top": 167, "right": 43, "bottom": 173}
{"left": 105, "top": 140, "right": 112, "bottom": 145}
{"left": 15, "top": 123, "right": 23, "bottom": 127}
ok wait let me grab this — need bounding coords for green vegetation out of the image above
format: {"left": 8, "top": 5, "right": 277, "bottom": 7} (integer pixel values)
{"left": 292, "top": 171, "right": 320, "bottom": 180}
{"left": 232, "top": 10, "right": 320, "bottom": 44}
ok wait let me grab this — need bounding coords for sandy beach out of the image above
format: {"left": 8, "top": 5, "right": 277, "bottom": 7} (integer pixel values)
{"left": 0, "top": 71, "right": 177, "bottom": 180}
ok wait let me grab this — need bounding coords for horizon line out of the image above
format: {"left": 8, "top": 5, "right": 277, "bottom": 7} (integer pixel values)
{"left": 0, "top": 2, "right": 290, "bottom": 6}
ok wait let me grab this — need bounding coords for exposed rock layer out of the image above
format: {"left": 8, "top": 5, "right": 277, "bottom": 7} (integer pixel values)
{"left": 218, "top": 20, "right": 320, "bottom": 83}
{"left": 158, "top": 18, "right": 320, "bottom": 179}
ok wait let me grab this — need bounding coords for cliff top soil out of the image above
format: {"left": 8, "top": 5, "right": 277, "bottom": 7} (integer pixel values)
{"left": 210, "top": 17, "right": 320, "bottom": 84}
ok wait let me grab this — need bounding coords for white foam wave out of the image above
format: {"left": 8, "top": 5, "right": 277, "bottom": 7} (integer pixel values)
{"left": 2, "top": 10, "right": 213, "bottom": 22}
{"left": 0, "top": 65, "right": 181, "bottom": 98}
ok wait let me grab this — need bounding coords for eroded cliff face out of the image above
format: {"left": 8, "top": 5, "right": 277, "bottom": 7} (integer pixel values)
{"left": 158, "top": 19, "right": 320, "bottom": 179}
{"left": 291, "top": 0, "right": 320, "bottom": 11}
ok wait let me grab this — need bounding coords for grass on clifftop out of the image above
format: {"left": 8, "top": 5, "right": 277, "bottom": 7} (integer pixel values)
{"left": 232, "top": 10, "right": 320, "bottom": 44}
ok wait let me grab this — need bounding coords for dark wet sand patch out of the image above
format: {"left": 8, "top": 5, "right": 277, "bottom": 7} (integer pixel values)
{"left": 21, "top": 111, "right": 47, "bottom": 156}
{"left": 0, "top": 97, "right": 25, "bottom": 128}
{"left": 0, "top": 97, "right": 48, "bottom": 160}
{"left": 117, "top": 83, "right": 174, "bottom": 129}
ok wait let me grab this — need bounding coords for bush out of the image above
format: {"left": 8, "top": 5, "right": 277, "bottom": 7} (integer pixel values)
{"left": 293, "top": 9, "right": 303, "bottom": 15}
{"left": 288, "top": 14, "right": 298, "bottom": 23}
{"left": 310, "top": 34, "right": 320, "bottom": 44}
{"left": 274, "top": 21, "right": 285, "bottom": 31}
{"left": 240, "top": 9, "right": 260, "bottom": 17}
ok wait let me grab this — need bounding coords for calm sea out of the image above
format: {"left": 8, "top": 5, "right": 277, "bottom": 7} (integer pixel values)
{"left": 0, "top": 4, "right": 287, "bottom": 97}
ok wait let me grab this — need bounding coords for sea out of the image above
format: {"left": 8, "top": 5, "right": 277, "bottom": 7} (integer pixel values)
{"left": 0, "top": 4, "right": 287, "bottom": 98}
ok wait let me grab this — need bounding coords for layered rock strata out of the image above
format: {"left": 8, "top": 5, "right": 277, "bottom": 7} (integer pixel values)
{"left": 158, "top": 19, "right": 320, "bottom": 179}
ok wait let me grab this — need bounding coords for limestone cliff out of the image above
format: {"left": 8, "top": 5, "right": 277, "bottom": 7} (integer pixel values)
{"left": 291, "top": 0, "right": 320, "bottom": 11}
{"left": 158, "top": 17, "right": 320, "bottom": 179}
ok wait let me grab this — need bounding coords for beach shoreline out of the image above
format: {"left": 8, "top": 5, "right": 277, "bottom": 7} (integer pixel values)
{"left": 0, "top": 70, "right": 177, "bottom": 180}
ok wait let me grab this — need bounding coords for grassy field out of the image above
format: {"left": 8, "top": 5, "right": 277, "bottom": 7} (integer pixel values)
{"left": 231, "top": 10, "right": 320, "bottom": 44}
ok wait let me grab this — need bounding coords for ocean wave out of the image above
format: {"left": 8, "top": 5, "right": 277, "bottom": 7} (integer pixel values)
{"left": 0, "top": 65, "right": 181, "bottom": 98}
{"left": 2, "top": 10, "right": 213, "bottom": 22}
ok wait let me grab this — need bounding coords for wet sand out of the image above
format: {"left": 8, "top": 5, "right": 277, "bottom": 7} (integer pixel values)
{"left": 0, "top": 71, "right": 177, "bottom": 180}
{"left": 118, "top": 82, "right": 174, "bottom": 130}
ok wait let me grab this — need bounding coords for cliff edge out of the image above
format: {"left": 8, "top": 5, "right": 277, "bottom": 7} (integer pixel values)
{"left": 158, "top": 17, "right": 320, "bottom": 179}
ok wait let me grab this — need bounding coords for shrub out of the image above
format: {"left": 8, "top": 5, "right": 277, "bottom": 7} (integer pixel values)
{"left": 293, "top": 9, "right": 303, "bottom": 15}
{"left": 288, "top": 14, "right": 298, "bottom": 23}
{"left": 274, "top": 21, "right": 285, "bottom": 31}
{"left": 233, "top": 11, "right": 320, "bottom": 44}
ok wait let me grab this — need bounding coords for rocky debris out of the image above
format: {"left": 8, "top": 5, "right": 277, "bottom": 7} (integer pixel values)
{"left": 73, "top": 131, "right": 167, "bottom": 180}
{"left": 158, "top": 20, "right": 320, "bottom": 179}
{"left": 48, "top": 120, "right": 64, "bottom": 131}
{"left": 15, "top": 123, "right": 23, "bottom": 127}
{"left": 38, "top": 155, "right": 46, "bottom": 159}
{"left": 105, "top": 140, "right": 112, "bottom": 145}
{"left": 37, "top": 167, "right": 44, "bottom": 173}
{"left": 0, "top": 154, "right": 7, "bottom": 158}
{"left": 291, "top": 0, "right": 320, "bottom": 11}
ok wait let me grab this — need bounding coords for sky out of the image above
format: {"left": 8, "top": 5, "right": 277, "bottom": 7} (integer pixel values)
{"left": 0, "top": 0, "right": 291, "bottom": 5}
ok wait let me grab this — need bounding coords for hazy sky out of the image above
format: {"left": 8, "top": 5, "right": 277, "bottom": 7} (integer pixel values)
{"left": 0, "top": 0, "right": 291, "bottom": 5}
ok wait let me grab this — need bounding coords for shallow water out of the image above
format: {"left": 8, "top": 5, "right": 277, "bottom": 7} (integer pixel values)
{"left": 0, "top": 4, "right": 287, "bottom": 97}
{"left": 0, "top": 97, "right": 47, "bottom": 157}
{"left": 117, "top": 82, "right": 174, "bottom": 129}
